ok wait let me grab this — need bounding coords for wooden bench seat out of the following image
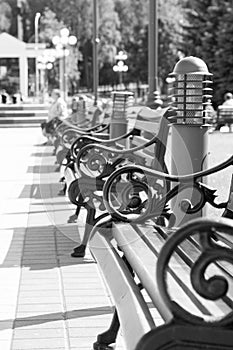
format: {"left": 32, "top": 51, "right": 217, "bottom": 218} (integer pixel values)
{"left": 89, "top": 157, "right": 233, "bottom": 350}
{"left": 90, "top": 217, "right": 233, "bottom": 350}
{"left": 64, "top": 107, "right": 175, "bottom": 257}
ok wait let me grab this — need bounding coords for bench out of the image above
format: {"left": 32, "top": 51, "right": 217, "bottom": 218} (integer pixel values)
{"left": 54, "top": 97, "right": 137, "bottom": 170}
{"left": 89, "top": 156, "right": 233, "bottom": 350}
{"left": 55, "top": 91, "right": 133, "bottom": 166}
{"left": 64, "top": 106, "right": 176, "bottom": 257}
{"left": 53, "top": 109, "right": 111, "bottom": 165}
{"left": 216, "top": 106, "right": 233, "bottom": 131}
{"left": 56, "top": 105, "right": 143, "bottom": 193}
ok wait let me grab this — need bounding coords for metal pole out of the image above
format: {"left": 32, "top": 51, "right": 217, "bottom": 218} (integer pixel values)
{"left": 17, "top": 0, "right": 24, "bottom": 41}
{"left": 93, "top": 0, "right": 99, "bottom": 106}
{"left": 59, "top": 57, "right": 63, "bottom": 93}
{"left": 148, "top": 0, "right": 158, "bottom": 107}
{"left": 63, "top": 48, "right": 66, "bottom": 101}
{"left": 119, "top": 71, "right": 123, "bottom": 86}
{"left": 35, "top": 12, "right": 41, "bottom": 103}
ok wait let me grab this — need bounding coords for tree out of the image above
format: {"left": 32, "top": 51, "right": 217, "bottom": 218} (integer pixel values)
{"left": 113, "top": 0, "right": 184, "bottom": 92}
{"left": 38, "top": 8, "right": 64, "bottom": 43}
{"left": 181, "top": 0, "right": 231, "bottom": 105}
{"left": 0, "top": 1, "right": 12, "bottom": 33}
{"left": 158, "top": 0, "right": 185, "bottom": 90}
{"left": 2, "top": 0, "right": 188, "bottom": 94}
{"left": 214, "top": 3, "right": 233, "bottom": 103}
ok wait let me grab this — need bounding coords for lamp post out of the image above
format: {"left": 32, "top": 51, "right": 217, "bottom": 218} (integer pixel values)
{"left": 17, "top": 0, "right": 24, "bottom": 40}
{"left": 37, "top": 53, "right": 55, "bottom": 101}
{"left": 52, "top": 28, "right": 77, "bottom": 101}
{"left": 169, "top": 56, "right": 213, "bottom": 225}
{"left": 113, "top": 51, "right": 128, "bottom": 89}
{"left": 148, "top": 0, "right": 159, "bottom": 108}
{"left": 93, "top": 0, "right": 99, "bottom": 106}
{"left": 35, "top": 12, "right": 41, "bottom": 103}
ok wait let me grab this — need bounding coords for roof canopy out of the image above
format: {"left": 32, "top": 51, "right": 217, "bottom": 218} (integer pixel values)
{"left": 0, "top": 32, "right": 46, "bottom": 58}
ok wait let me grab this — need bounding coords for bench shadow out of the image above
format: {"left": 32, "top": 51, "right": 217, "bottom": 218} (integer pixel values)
{"left": 27, "top": 165, "right": 57, "bottom": 174}
{"left": 30, "top": 152, "right": 52, "bottom": 157}
{"left": 0, "top": 306, "right": 113, "bottom": 330}
{"left": 0, "top": 146, "right": 113, "bottom": 333}
{"left": 19, "top": 183, "right": 61, "bottom": 199}
{"left": 0, "top": 224, "right": 91, "bottom": 271}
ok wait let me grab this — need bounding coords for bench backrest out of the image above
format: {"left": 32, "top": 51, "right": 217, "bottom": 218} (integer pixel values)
{"left": 115, "top": 106, "right": 170, "bottom": 168}
{"left": 217, "top": 106, "right": 233, "bottom": 124}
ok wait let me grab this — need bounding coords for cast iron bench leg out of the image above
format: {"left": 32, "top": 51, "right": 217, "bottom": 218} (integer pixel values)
{"left": 93, "top": 309, "right": 120, "bottom": 350}
{"left": 71, "top": 207, "right": 96, "bottom": 257}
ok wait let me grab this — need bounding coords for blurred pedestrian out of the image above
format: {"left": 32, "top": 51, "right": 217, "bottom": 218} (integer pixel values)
{"left": 1, "top": 89, "right": 8, "bottom": 104}
{"left": 215, "top": 92, "right": 233, "bottom": 131}
{"left": 12, "top": 90, "right": 23, "bottom": 104}
{"left": 205, "top": 98, "right": 216, "bottom": 126}
{"left": 41, "top": 89, "right": 68, "bottom": 145}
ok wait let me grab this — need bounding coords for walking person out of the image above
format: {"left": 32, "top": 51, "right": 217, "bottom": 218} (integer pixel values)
{"left": 41, "top": 89, "right": 68, "bottom": 145}
{"left": 216, "top": 92, "right": 233, "bottom": 131}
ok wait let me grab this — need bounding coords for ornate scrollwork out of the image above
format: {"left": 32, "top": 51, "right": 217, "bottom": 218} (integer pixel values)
{"left": 156, "top": 217, "right": 233, "bottom": 326}
{"left": 70, "top": 136, "right": 98, "bottom": 159}
{"left": 75, "top": 144, "right": 118, "bottom": 178}
{"left": 103, "top": 156, "right": 233, "bottom": 224}
{"left": 67, "top": 176, "right": 106, "bottom": 211}
{"left": 103, "top": 166, "right": 169, "bottom": 223}
{"left": 75, "top": 143, "right": 148, "bottom": 180}
{"left": 61, "top": 128, "right": 81, "bottom": 148}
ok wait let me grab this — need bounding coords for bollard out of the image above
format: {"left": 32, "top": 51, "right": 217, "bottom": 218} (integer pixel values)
{"left": 110, "top": 91, "right": 134, "bottom": 140}
{"left": 76, "top": 95, "right": 87, "bottom": 126}
{"left": 169, "top": 56, "right": 213, "bottom": 225}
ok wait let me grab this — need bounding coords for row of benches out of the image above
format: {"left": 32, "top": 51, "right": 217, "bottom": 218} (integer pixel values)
{"left": 52, "top": 97, "right": 233, "bottom": 350}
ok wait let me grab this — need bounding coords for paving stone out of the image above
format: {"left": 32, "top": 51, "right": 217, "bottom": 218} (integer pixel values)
{"left": 11, "top": 338, "right": 66, "bottom": 349}
{"left": 0, "top": 339, "right": 12, "bottom": 350}
{"left": 18, "top": 290, "right": 61, "bottom": 298}
{"left": 13, "top": 328, "right": 65, "bottom": 339}
{"left": 17, "top": 304, "right": 63, "bottom": 313}
{"left": 0, "top": 128, "right": 116, "bottom": 350}
{"left": 17, "top": 297, "right": 62, "bottom": 304}
{"left": 18, "top": 285, "right": 61, "bottom": 291}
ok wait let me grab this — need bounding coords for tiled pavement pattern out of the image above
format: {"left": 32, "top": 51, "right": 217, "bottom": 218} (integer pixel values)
{"left": 0, "top": 128, "right": 124, "bottom": 350}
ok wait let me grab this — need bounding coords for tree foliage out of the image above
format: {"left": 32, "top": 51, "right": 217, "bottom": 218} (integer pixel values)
{"left": 181, "top": 0, "right": 233, "bottom": 105}
{"left": 4, "top": 0, "right": 233, "bottom": 104}
{"left": 0, "top": 0, "right": 12, "bottom": 32}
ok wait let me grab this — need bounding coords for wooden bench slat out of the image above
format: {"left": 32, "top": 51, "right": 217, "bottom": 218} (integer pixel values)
{"left": 112, "top": 223, "right": 173, "bottom": 321}
{"left": 113, "top": 224, "right": 209, "bottom": 317}
{"left": 134, "top": 120, "right": 161, "bottom": 134}
{"left": 131, "top": 136, "right": 155, "bottom": 154}
{"left": 90, "top": 229, "right": 155, "bottom": 350}
{"left": 113, "top": 222, "right": 233, "bottom": 321}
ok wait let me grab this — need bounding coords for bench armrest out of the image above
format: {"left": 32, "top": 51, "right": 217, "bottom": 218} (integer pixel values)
{"left": 157, "top": 216, "right": 233, "bottom": 324}
{"left": 69, "top": 129, "right": 134, "bottom": 159}
{"left": 74, "top": 132, "right": 165, "bottom": 179}
{"left": 73, "top": 108, "right": 177, "bottom": 175}
{"left": 102, "top": 155, "right": 233, "bottom": 223}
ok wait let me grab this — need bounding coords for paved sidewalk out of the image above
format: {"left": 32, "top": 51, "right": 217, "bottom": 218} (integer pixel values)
{"left": 0, "top": 128, "right": 124, "bottom": 350}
